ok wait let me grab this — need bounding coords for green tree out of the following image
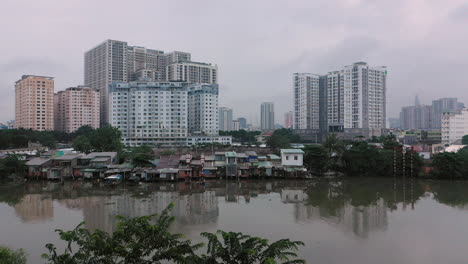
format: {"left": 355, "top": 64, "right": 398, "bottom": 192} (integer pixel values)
{"left": 0, "top": 154, "right": 27, "bottom": 179}
{"left": 130, "top": 145, "right": 154, "bottom": 167}
{"left": 431, "top": 152, "right": 463, "bottom": 179}
{"left": 72, "top": 136, "right": 93, "bottom": 154}
{"left": 90, "top": 125, "right": 124, "bottom": 153}
{"left": 43, "top": 204, "right": 202, "bottom": 264}
{"left": 303, "top": 145, "right": 328, "bottom": 175}
{"left": 74, "top": 125, "right": 95, "bottom": 138}
{"left": 0, "top": 246, "right": 27, "bottom": 264}
{"left": 266, "top": 134, "right": 290, "bottom": 150}
{"left": 199, "top": 231, "right": 305, "bottom": 264}
{"left": 462, "top": 135, "right": 468, "bottom": 145}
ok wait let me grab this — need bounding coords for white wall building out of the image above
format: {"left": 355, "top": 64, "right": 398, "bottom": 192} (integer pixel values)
{"left": 187, "top": 84, "right": 219, "bottom": 136}
{"left": 327, "top": 62, "right": 387, "bottom": 131}
{"left": 293, "top": 73, "right": 321, "bottom": 129}
{"left": 109, "top": 81, "right": 188, "bottom": 146}
{"left": 166, "top": 61, "right": 218, "bottom": 84}
{"left": 442, "top": 108, "right": 468, "bottom": 144}
{"left": 280, "top": 149, "right": 304, "bottom": 167}
{"left": 186, "top": 136, "right": 232, "bottom": 146}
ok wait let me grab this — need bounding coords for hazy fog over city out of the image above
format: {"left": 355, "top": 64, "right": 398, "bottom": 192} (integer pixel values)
{"left": 1, "top": 0, "right": 467, "bottom": 125}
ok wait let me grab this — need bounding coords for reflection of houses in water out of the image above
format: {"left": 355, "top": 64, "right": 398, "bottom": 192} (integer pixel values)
{"left": 284, "top": 189, "right": 388, "bottom": 238}
{"left": 79, "top": 190, "right": 219, "bottom": 233}
{"left": 281, "top": 188, "right": 309, "bottom": 203}
{"left": 14, "top": 194, "right": 53, "bottom": 223}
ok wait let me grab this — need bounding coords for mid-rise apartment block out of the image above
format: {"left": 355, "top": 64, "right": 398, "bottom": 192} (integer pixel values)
{"left": 261, "top": 102, "right": 275, "bottom": 131}
{"left": 85, "top": 39, "right": 217, "bottom": 125}
{"left": 109, "top": 81, "right": 189, "bottom": 146}
{"left": 431, "top": 98, "right": 463, "bottom": 129}
{"left": 187, "top": 84, "right": 219, "bottom": 136}
{"left": 284, "top": 111, "right": 293, "bottom": 128}
{"left": 442, "top": 108, "right": 468, "bottom": 144}
{"left": 15, "top": 75, "right": 55, "bottom": 131}
{"left": 54, "top": 86, "right": 100, "bottom": 133}
{"left": 399, "top": 105, "right": 432, "bottom": 130}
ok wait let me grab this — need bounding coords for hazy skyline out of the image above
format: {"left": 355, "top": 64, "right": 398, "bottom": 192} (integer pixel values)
{"left": 1, "top": 0, "right": 467, "bottom": 126}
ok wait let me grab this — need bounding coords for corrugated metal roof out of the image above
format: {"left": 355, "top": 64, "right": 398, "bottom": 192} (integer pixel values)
{"left": 225, "top": 152, "right": 237, "bottom": 157}
{"left": 281, "top": 149, "right": 304, "bottom": 154}
{"left": 26, "top": 157, "right": 51, "bottom": 166}
{"left": 268, "top": 154, "right": 281, "bottom": 160}
{"left": 245, "top": 151, "right": 258, "bottom": 156}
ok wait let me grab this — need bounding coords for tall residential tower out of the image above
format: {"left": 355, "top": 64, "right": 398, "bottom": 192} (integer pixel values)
{"left": 15, "top": 75, "right": 55, "bottom": 131}
{"left": 260, "top": 102, "right": 275, "bottom": 131}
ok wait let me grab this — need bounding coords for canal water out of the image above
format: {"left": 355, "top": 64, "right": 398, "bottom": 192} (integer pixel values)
{"left": 1, "top": 178, "right": 468, "bottom": 263}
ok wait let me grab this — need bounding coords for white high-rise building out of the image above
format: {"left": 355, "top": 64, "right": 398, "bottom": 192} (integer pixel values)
{"left": 187, "top": 84, "right": 219, "bottom": 136}
{"left": 261, "top": 102, "right": 275, "bottom": 131}
{"left": 293, "top": 73, "right": 321, "bottom": 129}
{"left": 109, "top": 81, "right": 188, "bottom": 146}
{"left": 85, "top": 40, "right": 216, "bottom": 125}
{"left": 327, "top": 62, "right": 387, "bottom": 131}
{"left": 219, "top": 107, "right": 233, "bottom": 131}
{"left": 442, "top": 108, "right": 468, "bottom": 144}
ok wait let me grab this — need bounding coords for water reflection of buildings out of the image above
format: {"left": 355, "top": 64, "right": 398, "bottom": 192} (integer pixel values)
{"left": 14, "top": 194, "right": 54, "bottom": 223}
{"left": 281, "top": 189, "right": 388, "bottom": 238}
{"left": 70, "top": 190, "right": 219, "bottom": 233}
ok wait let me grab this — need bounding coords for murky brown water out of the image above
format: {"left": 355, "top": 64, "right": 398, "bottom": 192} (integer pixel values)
{"left": 1, "top": 178, "right": 468, "bottom": 263}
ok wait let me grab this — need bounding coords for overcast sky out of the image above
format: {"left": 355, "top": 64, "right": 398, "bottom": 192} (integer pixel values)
{"left": 1, "top": 0, "right": 467, "bottom": 126}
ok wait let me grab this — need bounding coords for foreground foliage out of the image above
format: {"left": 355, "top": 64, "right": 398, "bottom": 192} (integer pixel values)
{"left": 0, "top": 246, "right": 27, "bottom": 264}
{"left": 43, "top": 204, "right": 305, "bottom": 264}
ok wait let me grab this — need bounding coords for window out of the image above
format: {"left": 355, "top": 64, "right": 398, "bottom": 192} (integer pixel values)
{"left": 286, "top": 156, "right": 289, "bottom": 160}
{"left": 294, "top": 155, "right": 298, "bottom": 160}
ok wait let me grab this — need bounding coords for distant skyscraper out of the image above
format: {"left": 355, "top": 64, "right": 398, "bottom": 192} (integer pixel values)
{"left": 219, "top": 107, "right": 233, "bottom": 131}
{"left": 415, "top": 95, "right": 421, "bottom": 106}
{"left": 431, "top": 98, "right": 462, "bottom": 129}
{"left": 232, "top": 120, "right": 240, "bottom": 131}
{"left": 15, "top": 75, "right": 55, "bottom": 131}
{"left": 84, "top": 39, "right": 217, "bottom": 125}
{"left": 260, "top": 102, "right": 275, "bottom": 131}
{"left": 284, "top": 111, "right": 293, "bottom": 129}
{"left": 399, "top": 105, "right": 432, "bottom": 130}
{"left": 237, "top": 117, "right": 247, "bottom": 129}
{"left": 54, "top": 86, "right": 100, "bottom": 133}
{"left": 327, "top": 62, "right": 387, "bottom": 131}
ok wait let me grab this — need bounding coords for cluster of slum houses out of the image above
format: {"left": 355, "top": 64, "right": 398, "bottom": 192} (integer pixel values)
{"left": 25, "top": 149, "right": 307, "bottom": 181}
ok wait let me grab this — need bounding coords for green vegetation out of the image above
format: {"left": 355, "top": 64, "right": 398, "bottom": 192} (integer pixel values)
{"left": 303, "top": 134, "right": 423, "bottom": 177}
{"left": 129, "top": 145, "right": 154, "bottom": 167}
{"left": 266, "top": 129, "right": 301, "bottom": 150}
{"left": 431, "top": 148, "right": 468, "bottom": 179}
{"left": 219, "top": 130, "right": 261, "bottom": 144}
{"left": 0, "top": 154, "right": 27, "bottom": 179}
{"left": 72, "top": 125, "right": 124, "bottom": 154}
{"left": 0, "top": 246, "right": 27, "bottom": 264}
{"left": 0, "top": 129, "right": 72, "bottom": 149}
{"left": 43, "top": 204, "right": 304, "bottom": 264}
{"left": 462, "top": 135, "right": 468, "bottom": 145}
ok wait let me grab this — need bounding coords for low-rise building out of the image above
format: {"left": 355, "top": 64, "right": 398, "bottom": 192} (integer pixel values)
{"left": 281, "top": 149, "right": 304, "bottom": 167}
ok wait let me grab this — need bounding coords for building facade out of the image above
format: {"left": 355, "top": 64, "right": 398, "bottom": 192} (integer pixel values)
{"left": 432, "top": 98, "right": 462, "bottom": 129}
{"left": 327, "top": 62, "right": 386, "bottom": 131}
{"left": 85, "top": 39, "right": 216, "bottom": 125}
{"left": 109, "top": 81, "right": 188, "bottom": 146}
{"left": 442, "top": 108, "right": 468, "bottom": 144}
{"left": 237, "top": 117, "right": 247, "bottom": 129}
{"left": 284, "top": 111, "right": 293, "bottom": 129}
{"left": 219, "top": 107, "right": 233, "bottom": 131}
{"left": 293, "top": 73, "right": 321, "bottom": 130}
{"left": 15, "top": 75, "right": 55, "bottom": 131}
{"left": 261, "top": 102, "right": 275, "bottom": 131}
{"left": 399, "top": 105, "right": 432, "bottom": 130}
{"left": 187, "top": 84, "right": 219, "bottom": 136}
{"left": 54, "top": 86, "right": 100, "bottom": 133}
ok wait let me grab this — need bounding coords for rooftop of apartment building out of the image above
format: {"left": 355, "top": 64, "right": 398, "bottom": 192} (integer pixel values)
{"left": 16, "top": 75, "right": 54, "bottom": 83}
